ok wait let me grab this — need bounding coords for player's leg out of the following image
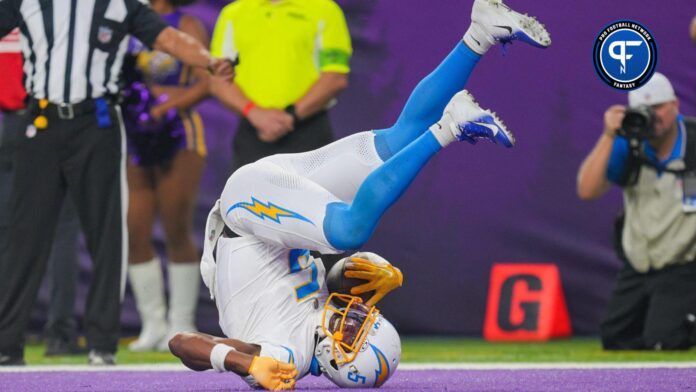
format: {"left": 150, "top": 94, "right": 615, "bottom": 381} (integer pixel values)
{"left": 324, "top": 91, "right": 513, "bottom": 250}
{"left": 261, "top": 1, "right": 550, "bottom": 204}
{"left": 371, "top": 43, "right": 480, "bottom": 160}
{"left": 221, "top": 160, "right": 344, "bottom": 254}
{"left": 155, "top": 149, "right": 205, "bottom": 341}
{"left": 260, "top": 131, "right": 383, "bottom": 203}
{"left": 126, "top": 163, "right": 169, "bottom": 351}
{"left": 373, "top": 0, "right": 550, "bottom": 160}
{"left": 223, "top": 91, "right": 510, "bottom": 253}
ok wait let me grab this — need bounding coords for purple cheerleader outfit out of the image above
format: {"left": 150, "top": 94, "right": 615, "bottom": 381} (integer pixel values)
{"left": 122, "top": 10, "right": 206, "bottom": 166}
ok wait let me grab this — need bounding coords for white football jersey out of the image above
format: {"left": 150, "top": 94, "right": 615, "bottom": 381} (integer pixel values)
{"left": 213, "top": 234, "right": 328, "bottom": 381}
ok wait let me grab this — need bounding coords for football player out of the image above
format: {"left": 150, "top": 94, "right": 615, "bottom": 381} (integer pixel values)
{"left": 169, "top": 0, "right": 550, "bottom": 390}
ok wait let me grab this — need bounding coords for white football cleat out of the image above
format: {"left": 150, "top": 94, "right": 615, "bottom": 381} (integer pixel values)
{"left": 463, "top": 0, "right": 551, "bottom": 54}
{"left": 431, "top": 90, "right": 515, "bottom": 147}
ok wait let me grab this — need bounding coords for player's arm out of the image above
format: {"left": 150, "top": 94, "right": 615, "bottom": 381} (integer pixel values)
{"left": 345, "top": 253, "right": 403, "bottom": 307}
{"left": 169, "top": 332, "right": 297, "bottom": 390}
{"left": 169, "top": 332, "right": 259, "bottom": 371}
{"left": 576, "top": 105, "right": 625, "bottom": 200}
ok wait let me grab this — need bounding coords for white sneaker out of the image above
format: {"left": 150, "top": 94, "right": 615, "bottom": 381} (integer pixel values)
{"left": 463, "top": 0, "right": 551, "bottom": 54}
{"left": 430, "top": 90, "right": 514, "bottom": 147}
{"left": 88, "top": 350, "right": 116, "bottom": 366}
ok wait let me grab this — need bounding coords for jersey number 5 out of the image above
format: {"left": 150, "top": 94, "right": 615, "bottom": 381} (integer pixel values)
{"left": 289, "top": 249, "right": 320, "bottom": 301}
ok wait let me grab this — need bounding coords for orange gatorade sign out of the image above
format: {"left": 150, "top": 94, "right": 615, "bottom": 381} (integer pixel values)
{"left": 484, "top": 263, "right": 571, "bottom": 341}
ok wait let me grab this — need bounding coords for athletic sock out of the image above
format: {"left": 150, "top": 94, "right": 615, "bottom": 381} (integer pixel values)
{"left": 463, "top": 24, "right": 493, "bottom": 55}
{"left": 324, "top": 131, "right": 442, "bottom": 250}
{"left": 373, "top": 42, "right": 481, "bottom": 160}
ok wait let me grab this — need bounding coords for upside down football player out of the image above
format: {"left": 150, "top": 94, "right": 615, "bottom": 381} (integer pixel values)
{"left": 168, "top": 0, "right": 551, "bottom": 390}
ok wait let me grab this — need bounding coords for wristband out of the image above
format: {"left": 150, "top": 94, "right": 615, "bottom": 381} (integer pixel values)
{"left": 210, "top": 343, "right": 236, "bottom": 372}
{"left": 242, "top": 101, "right": 256, "bottom": 117}
{"left": 284, "top": 104, "right": 300, "bottom": 126}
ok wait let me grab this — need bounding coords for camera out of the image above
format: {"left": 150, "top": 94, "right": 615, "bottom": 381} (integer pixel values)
{"left": 618, "top": 105, "right": 656, "bottom": 140}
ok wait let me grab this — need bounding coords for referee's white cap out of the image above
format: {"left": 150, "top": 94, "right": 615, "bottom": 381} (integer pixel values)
{"left": 628, "top": 72, "right": 677, "bottom": 107}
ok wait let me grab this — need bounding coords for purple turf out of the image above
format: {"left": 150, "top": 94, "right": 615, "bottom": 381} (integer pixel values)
{"left": 2, "top": 369, "right": 696, "bottom": 391}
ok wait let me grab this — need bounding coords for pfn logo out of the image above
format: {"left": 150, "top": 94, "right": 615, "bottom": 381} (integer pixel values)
{"left": 608, "top": 40, "right": 642, "bottom": 74}
{"left": 593, "top": 21, "right": 657, "bottom": 91}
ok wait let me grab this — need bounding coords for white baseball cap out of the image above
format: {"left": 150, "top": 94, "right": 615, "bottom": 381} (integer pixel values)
{"left": 628, "top": 72, "right": 677, "bottom": 107}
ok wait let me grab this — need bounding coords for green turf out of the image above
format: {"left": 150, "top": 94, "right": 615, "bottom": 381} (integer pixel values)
{"left": 23, "top": 337, "right": 696, "bottom": 365}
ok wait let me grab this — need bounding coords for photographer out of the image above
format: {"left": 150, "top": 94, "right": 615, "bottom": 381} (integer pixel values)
{"left": 577, "top": 72, "right": 696, "bottom": 350}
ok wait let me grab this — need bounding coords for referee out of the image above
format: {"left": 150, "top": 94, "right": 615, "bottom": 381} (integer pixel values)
{"left": 0, "top": 0, "right": 231, "bottom": 366}
{"left": 210, "top": 0, "right": 352, "bottom": 171}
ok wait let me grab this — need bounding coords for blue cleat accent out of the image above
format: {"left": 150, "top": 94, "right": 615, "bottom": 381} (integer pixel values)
{"left": 431, "top": 90, "right": 515, "bottom": 148}
{"left": 463, "top": 0, "right": 551, "bottom": 53}
{"left": 459, "top": 114, "right": 515, "bottom": 148}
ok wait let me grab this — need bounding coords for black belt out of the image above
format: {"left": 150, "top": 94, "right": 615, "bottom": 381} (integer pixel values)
{"left": 223, "top": 225, "right": 241, "bottom": 239}
{"left": 28, "top": 96, "right": 116, "bottom": 120}
{"left": 213, "top": 225, "right": 241, "bottom": 261}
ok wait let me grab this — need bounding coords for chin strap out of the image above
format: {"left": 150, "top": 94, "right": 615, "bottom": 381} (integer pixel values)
{"left": 310, "top": 331, "right": 323, "bottom": 376}
{"left": 309, "top": 356, "right": 322, "bottom": 376}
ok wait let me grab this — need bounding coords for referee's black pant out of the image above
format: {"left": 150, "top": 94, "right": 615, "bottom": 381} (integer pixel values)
{"left": 0, "top": 103, "right": 127, "bottom": 357}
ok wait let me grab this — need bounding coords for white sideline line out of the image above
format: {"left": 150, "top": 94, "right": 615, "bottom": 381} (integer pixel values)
{"left": 3, "top": 362, "right": 696, "bottom": 372}
{"left": 400, "top": 362, "right": 696, "bottom": 370}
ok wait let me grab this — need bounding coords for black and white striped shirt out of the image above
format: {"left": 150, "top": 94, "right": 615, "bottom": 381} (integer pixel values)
{"left": 0, "top": 0, "right": 167, "bottom": 104}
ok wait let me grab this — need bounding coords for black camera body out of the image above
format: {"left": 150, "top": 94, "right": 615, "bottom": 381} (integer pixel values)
{"left": 618, "top": 105, "right": 656, "bottom": 141}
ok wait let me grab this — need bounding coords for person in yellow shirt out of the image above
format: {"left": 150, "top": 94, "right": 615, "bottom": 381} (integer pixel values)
{"left": 210, "top": 0, "right": 352, "bottom": 170}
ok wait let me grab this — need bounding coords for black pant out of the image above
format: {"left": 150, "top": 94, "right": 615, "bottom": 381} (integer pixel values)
{"left": 232, "top": 111, "right": 334, "bottom": 172}
{"left": 44, "top": 199, "right": 81, "bottom": 342}
{"left": 0, "top": 105, "right": 126, "bottom": 357}
{"left": 0, "top": 111, "right": 82, "bottom": 344}
{"left": 600, "top": 261, "right": 696, "bottom": 350}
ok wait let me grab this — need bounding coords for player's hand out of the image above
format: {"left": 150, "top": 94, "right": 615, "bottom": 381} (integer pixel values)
{"left": 345, "top": 257, "right": 403, "bottom": 307}
{"left": 603, "top": 105, "right": 625, "bottom": 137}
{"left": 248, "top": 356, "right": 298, "bottom": 390}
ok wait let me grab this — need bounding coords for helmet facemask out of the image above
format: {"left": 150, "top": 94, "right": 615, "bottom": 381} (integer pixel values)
{"left": 321, "top": 293, "right": 380, "bottom": 366}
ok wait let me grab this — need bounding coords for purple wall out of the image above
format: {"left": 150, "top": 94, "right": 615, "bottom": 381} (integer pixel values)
{"left": 32, "top": 0, "right": 696, "bottom": 336}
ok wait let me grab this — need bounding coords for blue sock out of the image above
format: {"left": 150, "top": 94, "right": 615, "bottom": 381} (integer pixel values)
{"left": 374, "top": 42, "right": 481, "bottom": 160}
{"left": 324, "top": 131, "right": 442, "bottom": 250}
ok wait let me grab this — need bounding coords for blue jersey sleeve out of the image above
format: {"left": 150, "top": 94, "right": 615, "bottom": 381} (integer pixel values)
{"left": 606, "top": 136, "right": 630, "bottom": 184}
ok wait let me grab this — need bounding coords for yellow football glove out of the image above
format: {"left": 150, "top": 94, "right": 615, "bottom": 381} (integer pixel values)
{"left": 345, "top": 254, "right": 403, "bottom": 307}
{"left": 248, "top": 356, "right": 298, "bottom": 391}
